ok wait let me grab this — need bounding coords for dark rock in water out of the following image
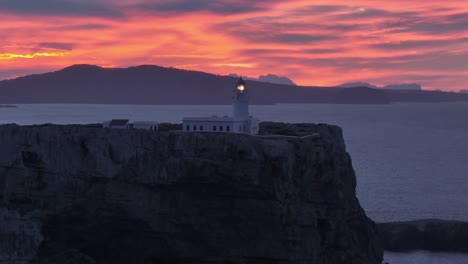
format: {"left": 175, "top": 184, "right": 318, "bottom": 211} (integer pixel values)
{"left": 378, "top": 219, "right": 468, "bottom": 252}
{"left": 0, "top": 123, "right": 383, "bottom": 264}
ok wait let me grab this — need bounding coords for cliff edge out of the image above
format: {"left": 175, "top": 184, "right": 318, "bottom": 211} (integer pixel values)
{"left": 0, "top": 123, "right": 382, "bottom": 264}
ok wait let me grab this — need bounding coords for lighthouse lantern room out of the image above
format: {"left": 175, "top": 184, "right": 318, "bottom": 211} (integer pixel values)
{"left": 233, "top": 78, "right": 250, "bottom": 119}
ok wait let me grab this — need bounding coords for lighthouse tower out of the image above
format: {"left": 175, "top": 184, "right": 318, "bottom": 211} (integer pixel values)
{"left": 232, "top": 77, "right": 249, "bottom": 118}
{"left": 182, "top": 77, "right": 259, "bottom": 134}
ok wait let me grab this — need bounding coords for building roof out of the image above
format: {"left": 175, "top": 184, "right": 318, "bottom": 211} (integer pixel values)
{"left": 183, "top": 116, "right": 253, "bottom": 122}
{"left": 109, "top": 119, "right": 130, "bottom": 126}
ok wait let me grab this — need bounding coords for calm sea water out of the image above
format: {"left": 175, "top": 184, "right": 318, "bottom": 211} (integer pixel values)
{"left": 1, "top": 103, "right": 468, "bottom": 263}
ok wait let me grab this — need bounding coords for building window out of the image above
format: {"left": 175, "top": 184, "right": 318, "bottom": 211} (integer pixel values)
{"left": 193, "top": 125, "right": 197, "bottom": 131}
{"left": 213, "top": 126, "right": 217, "bottom": 131}
{"left": 220, "top": 126, "right": 223, "bottom": 132}
{"left": 186, "top": 125, "right": 190, "bottom": 131}
{"left": 200, "top": 125, "right": 204, "bottom": 131}
{"left": 227, "top": 126, "right": 230, "bottom": 132}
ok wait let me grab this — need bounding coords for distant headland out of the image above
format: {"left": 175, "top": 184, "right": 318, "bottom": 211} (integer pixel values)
{"left": 1, "top": 64, "right": 468, "bottom": 105}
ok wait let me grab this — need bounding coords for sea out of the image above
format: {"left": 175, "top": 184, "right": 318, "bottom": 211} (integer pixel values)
{"left": 1, "top": 102, "right": 468, "bottom": 264}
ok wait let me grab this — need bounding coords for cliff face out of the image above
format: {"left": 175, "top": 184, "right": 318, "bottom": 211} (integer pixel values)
{"left": 0, "top": 124, "right": 382, "bottom": 264}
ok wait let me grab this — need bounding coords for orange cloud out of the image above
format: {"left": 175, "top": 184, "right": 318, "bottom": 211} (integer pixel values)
{"left": 0, "top": 52, "right": 67, "bottom": 60}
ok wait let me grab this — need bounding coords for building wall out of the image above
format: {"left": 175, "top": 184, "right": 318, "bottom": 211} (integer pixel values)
{"left": 249, "top": 118, "right": 260, "bottom": 134}
{"left": 182, "top": 118, "right": 259, "bottom": 134}
{"left": 183, "top": 121, "right": 240, "bottom": 133}
{"left": 134, "top": 122, "right": 159, "bottom": 131}
{"left": 232, "top": 98, "right": 249, "bottom": 118}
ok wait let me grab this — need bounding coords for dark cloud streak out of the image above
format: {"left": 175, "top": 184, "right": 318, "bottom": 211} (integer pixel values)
{"left": 39, "top": 42, "right": 74, "bottom": 51}
{"left": 370, "top": 38, "right": 468, "bottom": 51}
{"left": 0, "top": 0, "right": 122, "bottom": 17}
{"left": 129, "top": 0, "right": 280, "bottom": 15}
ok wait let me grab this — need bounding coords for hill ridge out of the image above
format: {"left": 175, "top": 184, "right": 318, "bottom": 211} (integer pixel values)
{"left": 1, "top": 64, "right": 467, "bottom": 104}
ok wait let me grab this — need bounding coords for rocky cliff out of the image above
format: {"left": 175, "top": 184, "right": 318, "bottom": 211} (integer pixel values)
{"left": 0, "top": 123, "right": 382, "bottom": 264}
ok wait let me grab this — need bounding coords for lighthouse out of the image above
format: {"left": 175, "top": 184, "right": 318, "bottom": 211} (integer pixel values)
{"left": 182, "top": 77, "right": 259, "bottom": 134}
{"left": 233, "top": 77, "right": 249, "bottom": 118}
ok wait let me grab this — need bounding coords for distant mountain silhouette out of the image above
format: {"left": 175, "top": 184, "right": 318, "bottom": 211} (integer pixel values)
{"left": 339, "top": 82, "right": 422, "bottom": 91}
{"left": 1, "top": 65, "right": 467, "bottom": 104}
{"left": 383, "top": 83, "right": 421, "bottom": 91}
{"left": 228, "top": 73, "right": 296, "bottom": 85}
{"left": 459, "top": 90, "right": 468, "bottom": 94}
{"left": 258, "top": 74, "right": 296, "bottom": 85}
{"left": 338, "top": 82, "right": 377, "bottom": 89}
{"left": 335, "top": 87, "right": 388, "bottom": 104}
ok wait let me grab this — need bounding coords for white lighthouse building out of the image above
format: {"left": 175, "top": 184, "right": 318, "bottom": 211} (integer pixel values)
{"left": 182, "top": 78, "right": 259, "bottom": 134}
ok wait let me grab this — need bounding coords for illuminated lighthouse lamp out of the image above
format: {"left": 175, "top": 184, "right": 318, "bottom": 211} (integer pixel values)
{"left": 236, "top": 78, "right": 246, "bottom": 92}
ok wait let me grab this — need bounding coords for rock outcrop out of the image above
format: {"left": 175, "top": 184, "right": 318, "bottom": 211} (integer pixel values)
{"left": 0, "top": 123, "right": 382, "bottom": 264}
{"left": 379, "top": 219, "right": 468, "bottom": 252}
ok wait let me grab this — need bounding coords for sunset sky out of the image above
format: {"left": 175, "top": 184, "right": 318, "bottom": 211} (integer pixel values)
{"left": 1, "top": 0, "right": 468, "bottom": 91}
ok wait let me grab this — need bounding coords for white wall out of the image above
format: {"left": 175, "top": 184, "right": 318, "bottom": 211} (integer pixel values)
{"left": 134, "top": 122, "right": 158, "bottom": 131}
{"left": 183, "top": 120, "right": 253, "bottom": 133}
{"left": 182, "top": 117, "right": 259, "bottom": 134}
{"left": 183, "top": 121, "right": 235, "bottom": 132}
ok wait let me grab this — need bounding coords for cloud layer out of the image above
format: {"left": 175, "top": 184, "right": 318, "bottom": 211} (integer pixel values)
{"left": 1, "top": 0, "right": 468, "bottom": 90}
